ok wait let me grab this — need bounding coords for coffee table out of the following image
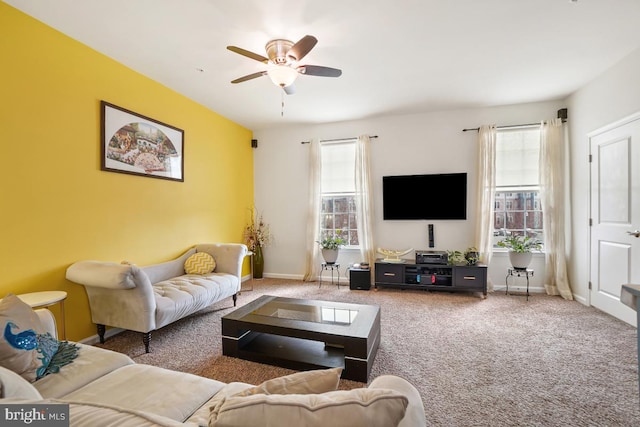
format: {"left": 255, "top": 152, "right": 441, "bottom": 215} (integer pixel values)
{"left": 222, "top": 295, "right": 380, "bottom": 382}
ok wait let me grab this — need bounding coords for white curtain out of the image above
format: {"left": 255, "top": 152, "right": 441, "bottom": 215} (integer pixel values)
{"left": 539, "top": 119, "right": 573, "bottom": 300}
{"left": 303, "top": 138, "right": 321, "bottom": 281}
{"left": 355, "top": 135, "right": 376, "bottom": 269}
{"left": 475, "top": 125, "right": 497, "bottom": 291}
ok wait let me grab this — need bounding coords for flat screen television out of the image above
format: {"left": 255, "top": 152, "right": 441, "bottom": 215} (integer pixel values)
{"left": 382, "top": 173, "right": 467, "bottom": 220}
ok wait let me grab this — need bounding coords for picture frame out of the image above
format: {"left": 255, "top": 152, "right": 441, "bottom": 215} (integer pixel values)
{"left": 101, "top": 101, "right": 184, "bottom": 182}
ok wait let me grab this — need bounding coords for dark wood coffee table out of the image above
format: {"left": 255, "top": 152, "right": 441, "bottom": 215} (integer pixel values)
{"left": 221, "top": 295, "right": 380, "bottom": 382}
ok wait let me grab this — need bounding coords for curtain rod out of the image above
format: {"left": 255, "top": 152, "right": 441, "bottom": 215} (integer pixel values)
{"left": 300, "top": 135, "right": 378, "bottom": 144}
{"left": 462, "top": 119, "right": 567, "bottom": 132}
{"left": 463, "top": 109, "right": 568, "bottom": 132}
{"left": 462, "top": 123, "right": 541, "bottom": 132}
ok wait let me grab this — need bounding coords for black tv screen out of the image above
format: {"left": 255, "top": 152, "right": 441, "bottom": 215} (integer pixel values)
{"left": 382, "top": 173, "right": 467, "bottom": 220}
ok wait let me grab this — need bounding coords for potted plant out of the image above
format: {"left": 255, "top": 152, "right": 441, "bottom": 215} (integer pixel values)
{"left": 317, "top": 232, "right": 346, "bottom": 265}
{"left": 446, "top": 250, "right": 465, "bottom": 266}
{"left": 243, "top": 209, "right": 272, "bottom": 278}
{"left": 464, "top": 247, "right": 479, "bottom": 265}
{"left": 497, "top": 234, "right": 542, "bottom": 269}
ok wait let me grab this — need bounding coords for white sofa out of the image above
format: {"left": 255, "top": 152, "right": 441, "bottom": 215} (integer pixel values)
{"left": 0, "top": 309, "right": 427, "bottom": 427}
{"left": 65, "top": 243, "right": 247, "bottom": 352}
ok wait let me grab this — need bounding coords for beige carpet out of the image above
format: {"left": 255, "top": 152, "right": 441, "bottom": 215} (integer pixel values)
{"left": 96, "top": 279, "right": 640, "bottom": 426}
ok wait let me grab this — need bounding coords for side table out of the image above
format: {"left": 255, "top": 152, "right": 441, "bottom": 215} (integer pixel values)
{"left": 17, "top": 291, "right": 67, "bottom": 339}
{"left": 505, "top": 268, "right": 533, "bottom": 301}
{"left": 319, "top": 263, "right": 341, "bottom": 288}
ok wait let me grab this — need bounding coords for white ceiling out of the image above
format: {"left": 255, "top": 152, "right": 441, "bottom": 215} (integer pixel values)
{"left": 7, "top": 0, "right": 640, "bottom": 131}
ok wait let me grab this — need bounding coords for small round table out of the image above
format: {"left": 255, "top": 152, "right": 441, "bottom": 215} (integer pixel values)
{"left": 17, "top": 291, "right": 67, "bottom": 339}
{"left": 319, "top": 263, "right": 341, "bottom": 288}
{"left": 241, "top": 250, "right": 255, "bottom": 292}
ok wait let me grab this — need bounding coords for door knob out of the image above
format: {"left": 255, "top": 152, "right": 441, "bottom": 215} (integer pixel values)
{"left": 627, "top": 230, "right": 640, "bottom": 238}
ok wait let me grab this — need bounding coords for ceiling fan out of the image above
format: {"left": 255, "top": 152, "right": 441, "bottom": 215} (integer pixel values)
{"left": 227, "top": 35, "right": 342, "bottom": 95}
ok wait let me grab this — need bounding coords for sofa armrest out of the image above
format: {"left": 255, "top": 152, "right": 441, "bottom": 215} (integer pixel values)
{"left": 35, "top": 309, "right": 57, "bottom": 339}
{"left": 369, "top": 375, "right": 426, "bottom": 427}
{"left": 66, "top": 261, "right": 157, "bottom": 333}
{"left": 66, "top": 261, "right": 149, "bottom": 290}
{"left": 195, "top": 243, "right": 248, "bottom": 280}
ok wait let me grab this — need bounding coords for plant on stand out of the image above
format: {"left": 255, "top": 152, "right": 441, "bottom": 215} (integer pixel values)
{"left": 243, "top": 209, "right": 272, "bottom": 279}
{"left": 316, "top": 231, "right": 346, "bottom": 265}
{"left": 497, "top": 234, "right": 542, "bottom": 270}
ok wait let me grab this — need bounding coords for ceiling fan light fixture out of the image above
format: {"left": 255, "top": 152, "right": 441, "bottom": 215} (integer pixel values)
{"left": 228, "top": 35, "right": 341, "bottom": 93}
{"left": 267, "top": 65, "right": 298, "bottom": 88}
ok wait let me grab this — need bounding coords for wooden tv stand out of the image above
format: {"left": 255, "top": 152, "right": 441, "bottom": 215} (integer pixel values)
{"left": 374, "top": 260, "right": 487, "bottom": 298}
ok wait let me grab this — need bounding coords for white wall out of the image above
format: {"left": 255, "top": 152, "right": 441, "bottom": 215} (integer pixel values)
{"left": 253, "top": 100, "right": 564, "bottom": 290}
{"left": 249, "top": 45, "right": 640, "bottom": 306}
{"left": 566, "top": 46, "right": 640, "bottom": 304}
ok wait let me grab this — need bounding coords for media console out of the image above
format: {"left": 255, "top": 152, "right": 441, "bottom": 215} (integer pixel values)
{"left": 374, "top": 260, "right": 487, "bottom": 298}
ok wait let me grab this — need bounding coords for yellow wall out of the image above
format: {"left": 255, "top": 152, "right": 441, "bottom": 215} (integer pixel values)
{"left": 0, "top": 4, "right": 254, "bottom": 340}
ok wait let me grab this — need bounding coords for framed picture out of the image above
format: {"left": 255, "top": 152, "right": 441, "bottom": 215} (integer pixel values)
{"left": 101, "top": 101, "right": 184, "bottom": 182}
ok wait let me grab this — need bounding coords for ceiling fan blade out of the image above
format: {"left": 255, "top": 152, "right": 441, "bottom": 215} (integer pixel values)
{"left": 231, "top": 71, "right": 267, "bottom": 84}
{"left": 287, "top": 35, "right": 317, "bottom": 62}
{"left": 283, "top": 83, "right": 296, "bottom": 95}
{"left": 226, "top": 46, "right": 269, "bottom": 63}
{"left": 299, "top": 65, "right": 342, "bottom": 78}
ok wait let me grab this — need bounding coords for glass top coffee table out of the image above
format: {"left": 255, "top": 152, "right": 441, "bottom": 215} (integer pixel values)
{"left": 222, "top": 295, "right": 381, "bottom": 382}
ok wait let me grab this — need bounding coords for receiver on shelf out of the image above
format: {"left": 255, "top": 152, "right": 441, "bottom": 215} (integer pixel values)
{"left": 415, "top": 250, "right": 448, "bottom": 265}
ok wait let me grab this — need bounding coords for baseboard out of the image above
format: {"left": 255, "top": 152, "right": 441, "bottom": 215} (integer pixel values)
{"left": 492, "top": 285, "right": 546, "bottom": 294}
{"left": 261, "top": 272, "right": 349, "bottom": 284}
{"left": 258, "top": 273, "right": 304, "bottom": 281}
{"left": 573, "top": 293, "right": 588, "bottom": 305}
{"left": 78, "top": 327, "right": 125, "bottom": 345}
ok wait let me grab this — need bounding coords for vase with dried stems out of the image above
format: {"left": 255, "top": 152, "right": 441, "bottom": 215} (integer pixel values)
{"left": 243, "top": 209, "right": 272, "bottom": 278}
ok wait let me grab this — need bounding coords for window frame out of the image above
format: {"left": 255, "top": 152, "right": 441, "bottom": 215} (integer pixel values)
{"left": 493, "top": 127, "right": 544, "bottom": 249}
{"left": 319, "top": 140, "right": 360, "bottom": 249}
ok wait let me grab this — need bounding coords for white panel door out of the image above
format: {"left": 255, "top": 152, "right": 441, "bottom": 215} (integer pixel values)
{"left": 589, "top": 113, "right": 640, "bottom": 326}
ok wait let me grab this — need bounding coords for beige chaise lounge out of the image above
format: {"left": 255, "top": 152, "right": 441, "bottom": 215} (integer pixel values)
{"left": 65, "top": 243, "right": 247, "bottom": 352}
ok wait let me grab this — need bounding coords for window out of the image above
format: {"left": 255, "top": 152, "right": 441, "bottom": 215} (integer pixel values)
{"left": 493, "top": 128, "right": 543, "bottom": 247}
{"left": 320, "top": 140, "right": 359, "bottom": 247}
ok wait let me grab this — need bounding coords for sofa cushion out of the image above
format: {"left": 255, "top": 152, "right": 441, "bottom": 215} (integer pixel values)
{"left": 62, "top": 364, "right": 226, "bottom": 423}
{"left": 153, "top": 273, "right": 239, "bottom": 329}
{"left": 0, "top": 294, "right": 58, "bottom": 382}
{"left": 184, "top": 252, "right": 216, "bottom": 275}
{"left": 2, "top": 398, "right": 190, "bottom": 427}
{"left": 0, "top": 366, "right": 43, "bottom": 400}
{"left": 235, "top": 367, "right": 343, "bottom": 397}
{"left": 195, "top": 368, "right": 343, "bottom": 426}
{"left": 209, "top": 388, "right": 409, "bottom": 427}
{"left": 64, "top": 400, "right": 190, "bottom": 427}
{"left": 34, "top": 343, "right": 134, "bottom": 399}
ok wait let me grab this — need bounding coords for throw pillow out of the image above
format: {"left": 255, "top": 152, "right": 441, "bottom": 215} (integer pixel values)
{"left": 184, "top": 252, "right": 216, "bottom": 275}
{"left": 234, "top": 367, "right": 343, "bottom": 397}
{"left": 0, "top": 294, "right": 58, "bottom": 382}
{"left": 209, "top": 388, "right": 409, "bottom": 427}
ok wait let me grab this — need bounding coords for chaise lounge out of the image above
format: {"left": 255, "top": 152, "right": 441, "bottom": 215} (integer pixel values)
{"left": 65, "top": 243, "right": 247, "bottom": 353}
